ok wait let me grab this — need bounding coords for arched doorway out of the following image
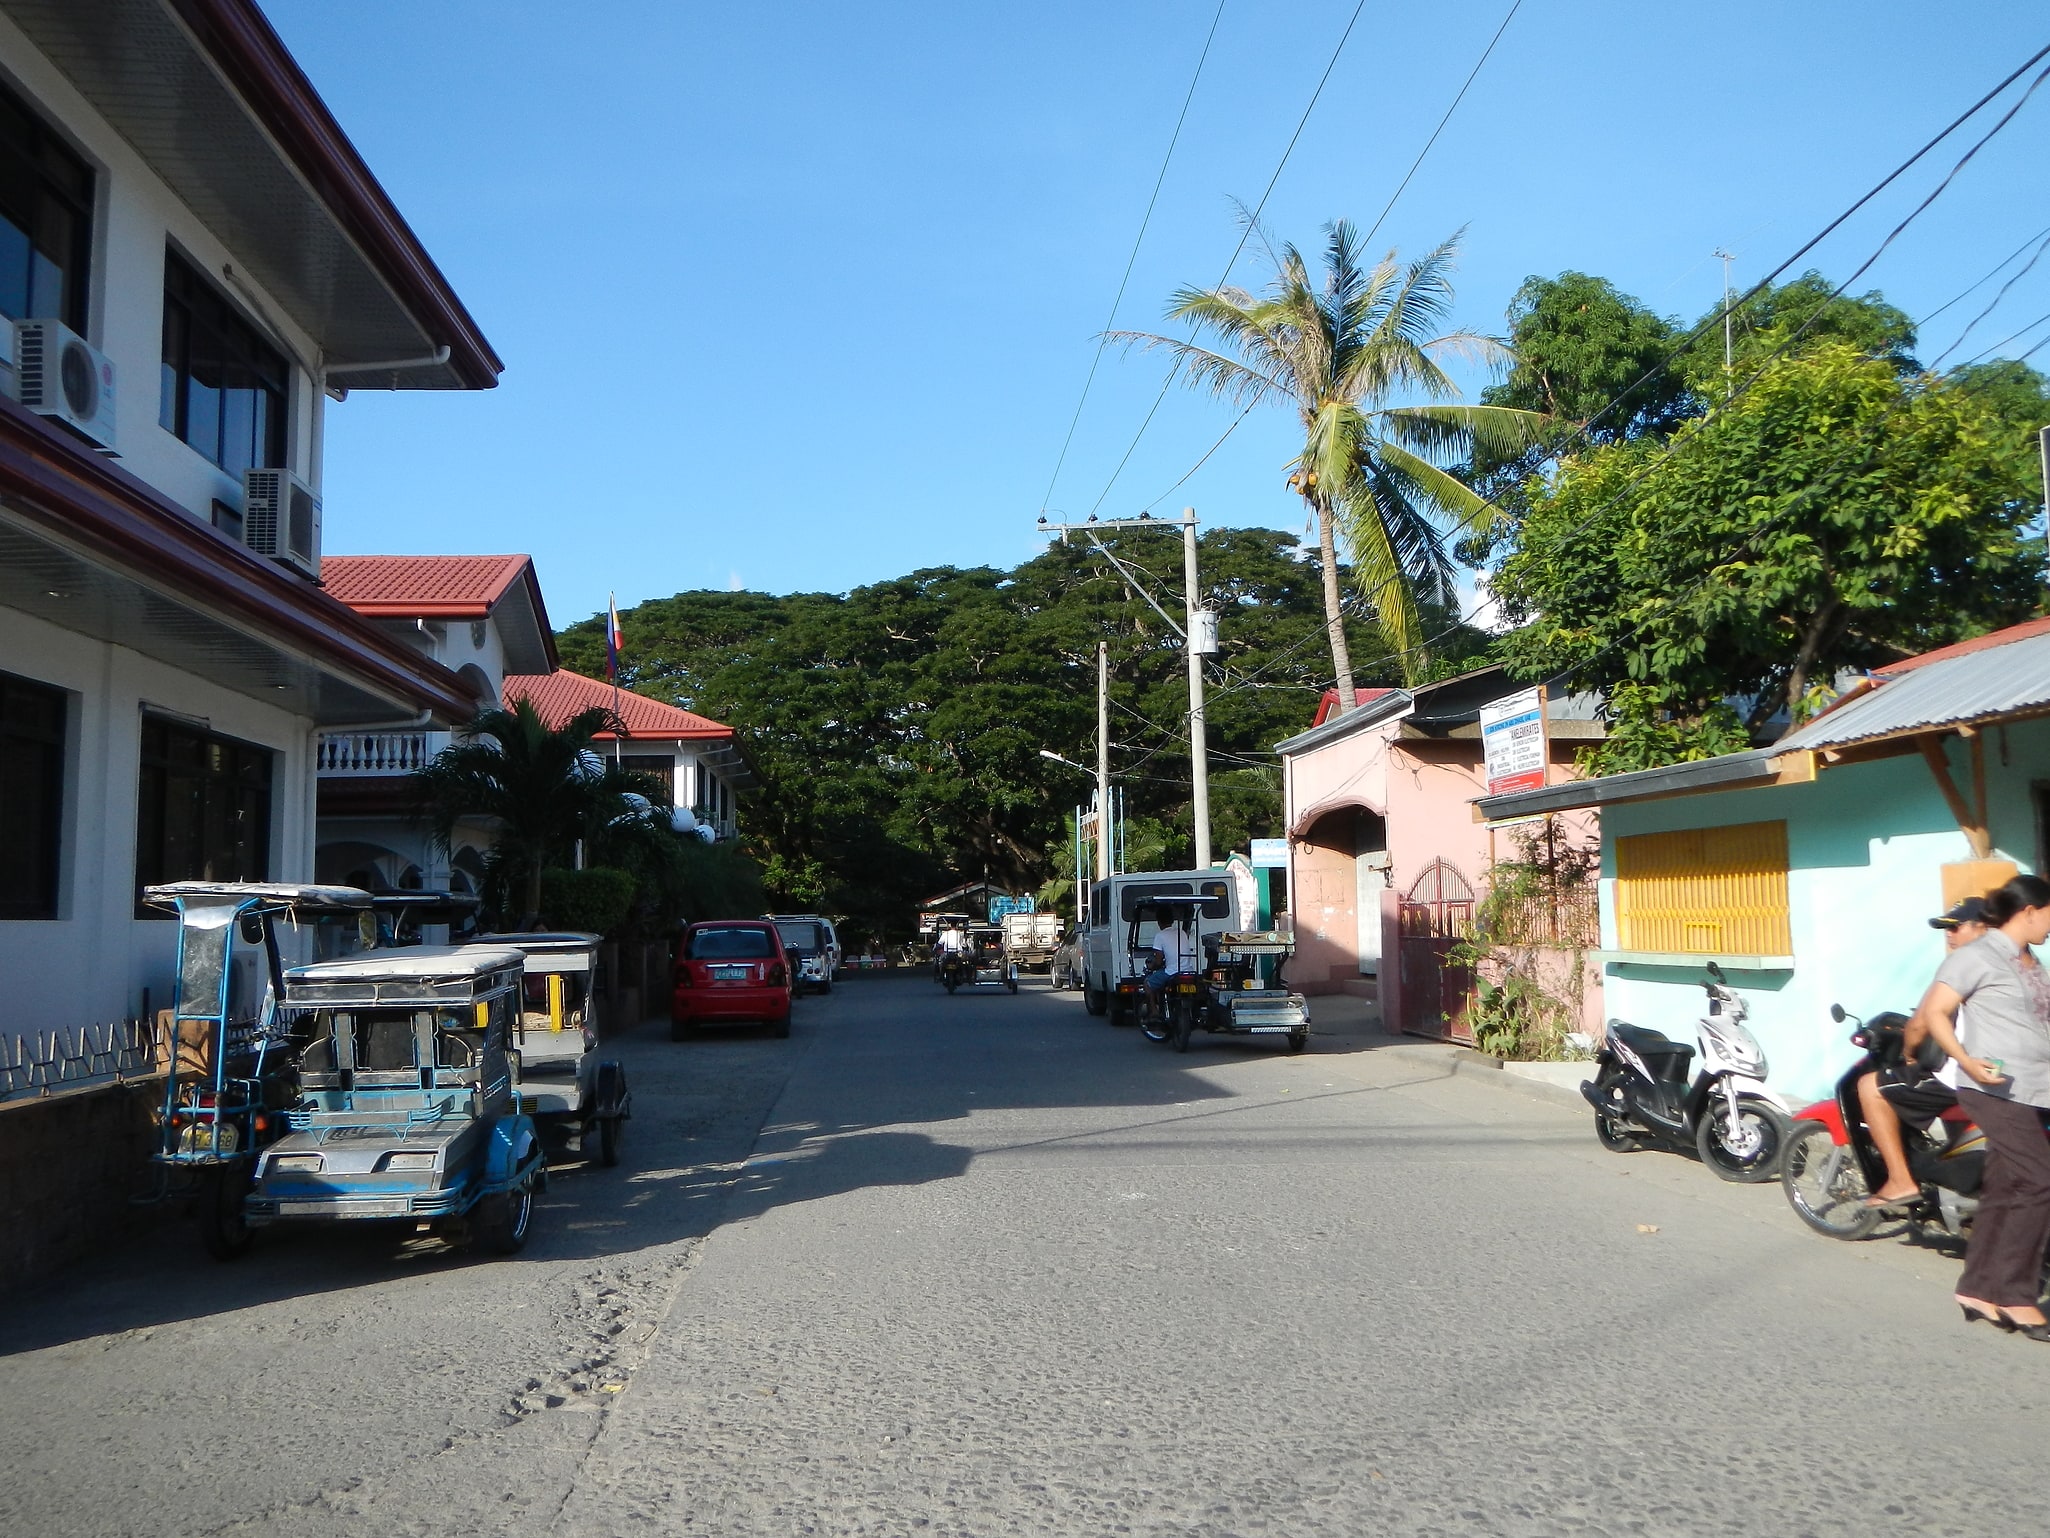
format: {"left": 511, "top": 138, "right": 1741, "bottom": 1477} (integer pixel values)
{"left": 1399, "top": 858, "right": 1476, "bottom": 1041}
{"left": 1297, "top": 802, "right": 1389, "bottom": 979}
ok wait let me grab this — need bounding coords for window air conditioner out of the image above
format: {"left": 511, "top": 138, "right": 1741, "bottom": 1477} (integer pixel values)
{"left": 242, "top": 466, "right": 322, "bottom": 580}
{"left": 15, "top": 319, "right": 115, "bottom": 450}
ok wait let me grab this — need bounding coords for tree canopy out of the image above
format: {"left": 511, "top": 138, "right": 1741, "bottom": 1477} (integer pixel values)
{"left": 560, "top": 527, "right": 1487, "bottom": 939}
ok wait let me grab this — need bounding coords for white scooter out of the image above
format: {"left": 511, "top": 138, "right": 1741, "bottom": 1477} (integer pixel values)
{"left": 1581, "top": 962, "right": 1794, "bottom": 1182}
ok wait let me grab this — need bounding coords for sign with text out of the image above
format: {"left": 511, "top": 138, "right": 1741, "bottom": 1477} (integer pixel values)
{"left": 1250, "top": 838, "right": 1289, "bottom": 869}
{"left": 1479, "top": 687, "right": 1548, "bottom": 796}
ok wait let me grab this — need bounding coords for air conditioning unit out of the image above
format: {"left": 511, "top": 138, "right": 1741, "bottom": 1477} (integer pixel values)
{"left": 242, "top": 466, "right": 322, "bottom": 580}
{"left": 16, "top": 319, "right": 115, "bottom": 450}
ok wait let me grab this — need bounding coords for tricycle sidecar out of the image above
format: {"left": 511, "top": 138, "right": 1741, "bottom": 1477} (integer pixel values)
{"left": 478, "top": 930, "right": 630, "bottom": 1167}
{"left": 244, "top": 945, "right": 547, "bottom": 1253}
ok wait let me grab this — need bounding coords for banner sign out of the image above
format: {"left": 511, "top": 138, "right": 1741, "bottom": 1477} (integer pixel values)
{"left": 1249, "top": 838, "right": 1289, "bottom": 869}
{"left": 1479, "top": 687, "right": 1548, "bottom": 796}
{"left": 988, "top": 895, "right": 1035, "bottom": 922}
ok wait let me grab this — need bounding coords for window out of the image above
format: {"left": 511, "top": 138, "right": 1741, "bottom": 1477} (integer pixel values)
{"left": 1614, "top": 820, "right": 1791, "bottom": 956}
{"left": 620, "top": 754, "right": 673, "bottom": 795}
{"left": 209, "top": 498, "right": 243, "bottom": 544}
{"left": 0, "top": 671, "right": 65, "bottom": 919}
{"left": 686, "top": 925, "right": 777, "bottom": 960}
{"left": 159, "top": 249, "right": 288, "bottom": 478}
{"left": 0, "top": 82, "right": 91, "bottom": 329}
{"left": 135, "top": 717, "right": 272, "bottom": 914}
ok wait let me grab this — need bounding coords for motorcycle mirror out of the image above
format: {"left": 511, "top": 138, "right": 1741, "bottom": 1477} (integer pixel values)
{"left": 1705, "top": 961, "right": 1725, "bottom": 983}
{"left": 1830, "top": 1003, "right": 1846, "bottom": 1023}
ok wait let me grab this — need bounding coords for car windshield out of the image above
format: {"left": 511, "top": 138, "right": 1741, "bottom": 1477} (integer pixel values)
{"left": 775, "top": 920, "right": 822, "bottom": 951}
{"left": 690, "top": 926, "right": 776, "bottom": 960}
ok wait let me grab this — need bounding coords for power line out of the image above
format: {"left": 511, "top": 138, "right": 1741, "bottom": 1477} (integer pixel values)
{"left": 1037, "top": 0, "right": 1227, "bottom": 515}
{"left": 1120, "top": 0, "right": 1525, "bottom": 519}
{"left": 1930, "top": 227, "right": 2050, "bottom": 368}
{"left": 1078, "top": 0, "right": 1373, "bottom": 521}
{"left": 1917, "top": 220, "right": 2050, "bottom": 336}
{"left": 1359, "top": 0, "right": 1523, "bottom": 247}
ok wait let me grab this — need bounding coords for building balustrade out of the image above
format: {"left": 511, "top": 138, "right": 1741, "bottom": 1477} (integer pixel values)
{"left": 316, "top": 729, "right": 445, "bottom": 776}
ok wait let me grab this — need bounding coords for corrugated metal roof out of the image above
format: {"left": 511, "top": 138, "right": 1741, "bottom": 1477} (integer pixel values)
{"left": 1777, "top": 630, "right": 2050, "bottom": 753}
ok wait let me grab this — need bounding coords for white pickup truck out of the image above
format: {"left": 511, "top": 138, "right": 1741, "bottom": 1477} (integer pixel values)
{"left": 1000, "top": 911, "right": 1063, "bottom": 971}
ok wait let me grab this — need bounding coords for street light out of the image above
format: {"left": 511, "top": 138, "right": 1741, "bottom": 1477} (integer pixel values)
{"left": 1038, "top": 748, "right": 1090, "bottom": 774}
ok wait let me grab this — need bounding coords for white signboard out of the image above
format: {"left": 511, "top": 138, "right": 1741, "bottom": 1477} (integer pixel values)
{"left": 1479, "top": 687, "right": 1548, "bottom": 796}
{"left": 1250, "top": 838, "right": 1289, "bottom": 869}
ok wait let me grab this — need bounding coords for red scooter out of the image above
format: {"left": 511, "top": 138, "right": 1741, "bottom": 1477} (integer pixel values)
{"left": 1780, "top": 1004, "right": 1987, "bottom": 1241}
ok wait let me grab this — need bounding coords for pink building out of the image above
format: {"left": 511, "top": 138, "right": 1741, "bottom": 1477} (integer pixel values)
{"left": 1276, "top": 667, "right": 1602, "bottom": 1040}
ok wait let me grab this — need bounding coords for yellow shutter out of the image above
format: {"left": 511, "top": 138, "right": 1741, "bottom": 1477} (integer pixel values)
{"left": 1614, "top": 820, "right": 1791, "bottom": 956}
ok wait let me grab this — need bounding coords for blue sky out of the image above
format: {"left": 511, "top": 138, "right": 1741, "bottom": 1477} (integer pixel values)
{"left": 260, "top": 1, "right": 2050, "bottom": 632}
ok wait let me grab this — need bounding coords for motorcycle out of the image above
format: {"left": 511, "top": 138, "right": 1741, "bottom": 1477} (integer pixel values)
{"left": 1581, "top": 962, "right": 1792, "bottom": 1181}
{"left": 936, "top": 951, "right": 975, "bottom": 993}
{"left": 1781, "top": 1004, "right": 1987, "bottom": 1240}
{"left": 1137, "top": 968, "right": 1206, "bottom": 1052}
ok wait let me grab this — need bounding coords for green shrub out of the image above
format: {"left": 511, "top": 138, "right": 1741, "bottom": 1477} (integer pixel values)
{"left": 539, "top": 867, "right": 637, "bottom": 937}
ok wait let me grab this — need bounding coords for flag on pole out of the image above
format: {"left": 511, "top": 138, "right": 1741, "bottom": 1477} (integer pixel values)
{"left": 606, "top": 593, "right": 622, "bottom": 681}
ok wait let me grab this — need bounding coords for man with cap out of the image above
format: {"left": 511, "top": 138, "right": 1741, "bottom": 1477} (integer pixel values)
{"left": 1857, "top": 898, "right": 1990, "bottom": 1208}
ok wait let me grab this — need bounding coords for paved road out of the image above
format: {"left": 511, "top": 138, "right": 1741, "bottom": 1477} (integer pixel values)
{"left": 8, "top": 975, "right": 2050, "bottom": 1536}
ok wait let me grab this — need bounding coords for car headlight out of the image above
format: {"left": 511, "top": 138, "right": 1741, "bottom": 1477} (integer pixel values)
{"left": 270, "top": 1153, "right": 322, "bottom": 1174}
{"left": 381, "top": 1151, "right": 437, "bottom": 1172}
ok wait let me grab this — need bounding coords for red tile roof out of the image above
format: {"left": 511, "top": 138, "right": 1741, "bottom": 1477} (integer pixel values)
{"left": 321, "top": 555, "right": 534, "bottom": 618}
{"left": 1310, "top": 686, "right": 1401, "bottom": 728}
{"left": 1878, "top": 616, "right": 2050, "bottom": 676}
{"left": 503, "top": 670, "right": 733, "bottom": 741}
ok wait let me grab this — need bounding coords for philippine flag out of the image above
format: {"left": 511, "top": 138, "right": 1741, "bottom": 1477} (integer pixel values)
{"left": 606, "top": 594, "right": 623, "bottom": 680}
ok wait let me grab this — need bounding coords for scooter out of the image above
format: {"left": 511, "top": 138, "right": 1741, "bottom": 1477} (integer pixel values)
{"left": 1581, "top": 962, "right": 1793, "bottom": 1182}
{"left": 1780, "top": 1004, "right": 1987, "bottom": 1241}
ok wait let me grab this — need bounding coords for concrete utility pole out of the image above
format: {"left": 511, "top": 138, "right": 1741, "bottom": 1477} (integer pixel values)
{"left": 1037, "top": 510, "right": 1219, "bottom": 872}
{"left": 1096, "top": 639, "right": 1111, "bottom": 882}
{"left": 2039, "top": 425, "right": 2049, "bottom": 568}
{"left": 1181, "top": 508, "right": 1215, "bottom": 871}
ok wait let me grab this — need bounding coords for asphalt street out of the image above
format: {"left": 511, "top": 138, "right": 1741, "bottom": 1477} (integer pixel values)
{"left": 6, "top": 975, "right": 2050, "bottom": 1537}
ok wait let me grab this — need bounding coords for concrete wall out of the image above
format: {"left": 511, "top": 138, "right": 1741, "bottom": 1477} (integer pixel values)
{"left": 1596, "top": 718, "right": 2050, "bottom": 1106}
{"left": 0, "top": 604, "right": 319, "bottom": 1034}
{"left": 0, "top": 1082, "right": 163, "bottom": 1294}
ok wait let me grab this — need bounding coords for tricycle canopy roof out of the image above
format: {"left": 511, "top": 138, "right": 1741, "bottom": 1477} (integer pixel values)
{"left": 144, "top": 881, "right": 374, "bottom": 914}
{"left": 284, "top": 945, "right": 525, "bottom": 1009}
{"left": 476, "top": 932, "right": 601, "bottom": 971}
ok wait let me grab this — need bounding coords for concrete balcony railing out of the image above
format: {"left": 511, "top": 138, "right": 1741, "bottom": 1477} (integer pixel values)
{"left": 316, "top": 729, "right": 445, "bottom": 776}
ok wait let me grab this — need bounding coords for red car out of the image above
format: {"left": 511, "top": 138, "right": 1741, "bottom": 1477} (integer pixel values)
{"left": 672, "top": 919, "right": 792, "bottom": 1039}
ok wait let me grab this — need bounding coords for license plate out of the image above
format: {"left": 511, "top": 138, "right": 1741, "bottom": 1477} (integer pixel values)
{"left": 281, "top": 1198, "right": 409, "bottom": 1218}
{"left": 710, "top": 966, "right": 752, "bottom": 981}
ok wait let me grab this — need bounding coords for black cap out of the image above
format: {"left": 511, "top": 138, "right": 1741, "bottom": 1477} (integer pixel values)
{"left": 1931, "top": 897, "right": 1992, "bottom": 931}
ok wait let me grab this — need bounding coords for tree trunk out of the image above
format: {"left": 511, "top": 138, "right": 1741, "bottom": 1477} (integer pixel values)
{"left": 1313, "top": 497, "right": 1357, "bottom": 715}
{"left": 521, "top": 855, "right": 545, "bottom": 932}
{"left": 1787, "top": 597, "right": 1843, "bottom": 720}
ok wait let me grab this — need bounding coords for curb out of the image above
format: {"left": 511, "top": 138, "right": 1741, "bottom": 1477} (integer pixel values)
{"left": 1368, "top": 1038, "right": 1590, "bottom": 1113}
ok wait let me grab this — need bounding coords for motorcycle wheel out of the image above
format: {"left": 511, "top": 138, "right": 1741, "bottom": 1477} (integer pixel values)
{"left": 943, "top": 978, "right": 958, "bottom": 994}
{"left": 197, "top": 1166, "right": 255, "bottom": 1262}
{"left": 1697, "top": 1094, "right": 1791, "bottom": 1183}
{"left": 1593, "top": 1113, "right": 1641, "bottom": 1153}
{"left": 1780, "top": 1121, "right": 1881, "bottom": 1239}
{"left": 1172, "top": 1000, "right": 1194, "bottom": 1053}
{"left": 471, "top": 1180, "right": 535, "bottom": 1255}
{"left": 1139, "top": 1001, "right": 1170, "bottom": 1044}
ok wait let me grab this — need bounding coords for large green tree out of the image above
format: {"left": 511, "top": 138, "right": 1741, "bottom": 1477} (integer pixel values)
{"left": 1113, "top": 221, "right": 1544, "bottom": 698}
{"left": 558, "top": 527, "right": 1437, "bottom": 937}
{"left": 1493, "top": 343, "right": 2046, "bottom": 768}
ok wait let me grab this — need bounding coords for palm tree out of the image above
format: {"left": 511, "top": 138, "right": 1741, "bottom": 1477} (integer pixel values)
{"left": 1112, "top": 221, "right": 1545, "bottom": 702}
{"left": 413, "top": 698, "right": 624, "bottom": 929}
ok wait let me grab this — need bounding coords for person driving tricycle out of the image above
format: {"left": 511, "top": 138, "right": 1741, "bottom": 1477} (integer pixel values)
{"left": 1144, "top": 906, "right": 1200, "bottom": 1016}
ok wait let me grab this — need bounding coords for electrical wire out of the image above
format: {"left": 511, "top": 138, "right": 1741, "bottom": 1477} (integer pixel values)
{"left": 1037, "top": 0, "right": 1227, "bottom": 516}
{"left": 1078, "top": 0, "right": 1373, "bottom": 521}
{"left": 1918, "top": 220, "right": 2050, "bottom": 342}
{"left": 1112, "top": 0, "right": 1527, "bottom": 520}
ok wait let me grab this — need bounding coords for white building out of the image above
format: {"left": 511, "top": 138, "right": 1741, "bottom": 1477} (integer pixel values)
{"left": 503, "top": 669, "right": 753, "bottom": 843}
{"left": 313, "top": 554, "right": 557, "bottom": 896}
{"left": 0, "top": 0, "right": 498, "bottom": 1032}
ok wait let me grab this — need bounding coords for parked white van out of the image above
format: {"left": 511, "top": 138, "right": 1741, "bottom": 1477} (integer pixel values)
{"left": 768, "top": 914, "right": 842, "bottom": 994}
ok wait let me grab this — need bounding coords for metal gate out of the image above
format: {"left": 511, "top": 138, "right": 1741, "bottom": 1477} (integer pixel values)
{"left": 1398, "top": 859, "right": 1476, "bottom": 1041}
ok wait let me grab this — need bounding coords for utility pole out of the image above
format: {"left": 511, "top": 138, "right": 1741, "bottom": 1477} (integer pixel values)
{"left": 1095, "top": 639, "right": 1111, "bottom": 882}
{"left": 2039, "top": 425, "right": 2050, "bottom": 570}
{"left": 1038, "top": 510, "right": 1219, "bottom": 873}
{"left": 1181, "top": 508, "right": 1215, "bottom": 870}
{"left": 1713, "top": 248, "right": 1735, "bottom": 401}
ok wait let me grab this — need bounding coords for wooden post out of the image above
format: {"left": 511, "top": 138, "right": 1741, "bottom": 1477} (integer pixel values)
{"left": 1918, "top": 733, "right": 1993, "bottom": 859}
